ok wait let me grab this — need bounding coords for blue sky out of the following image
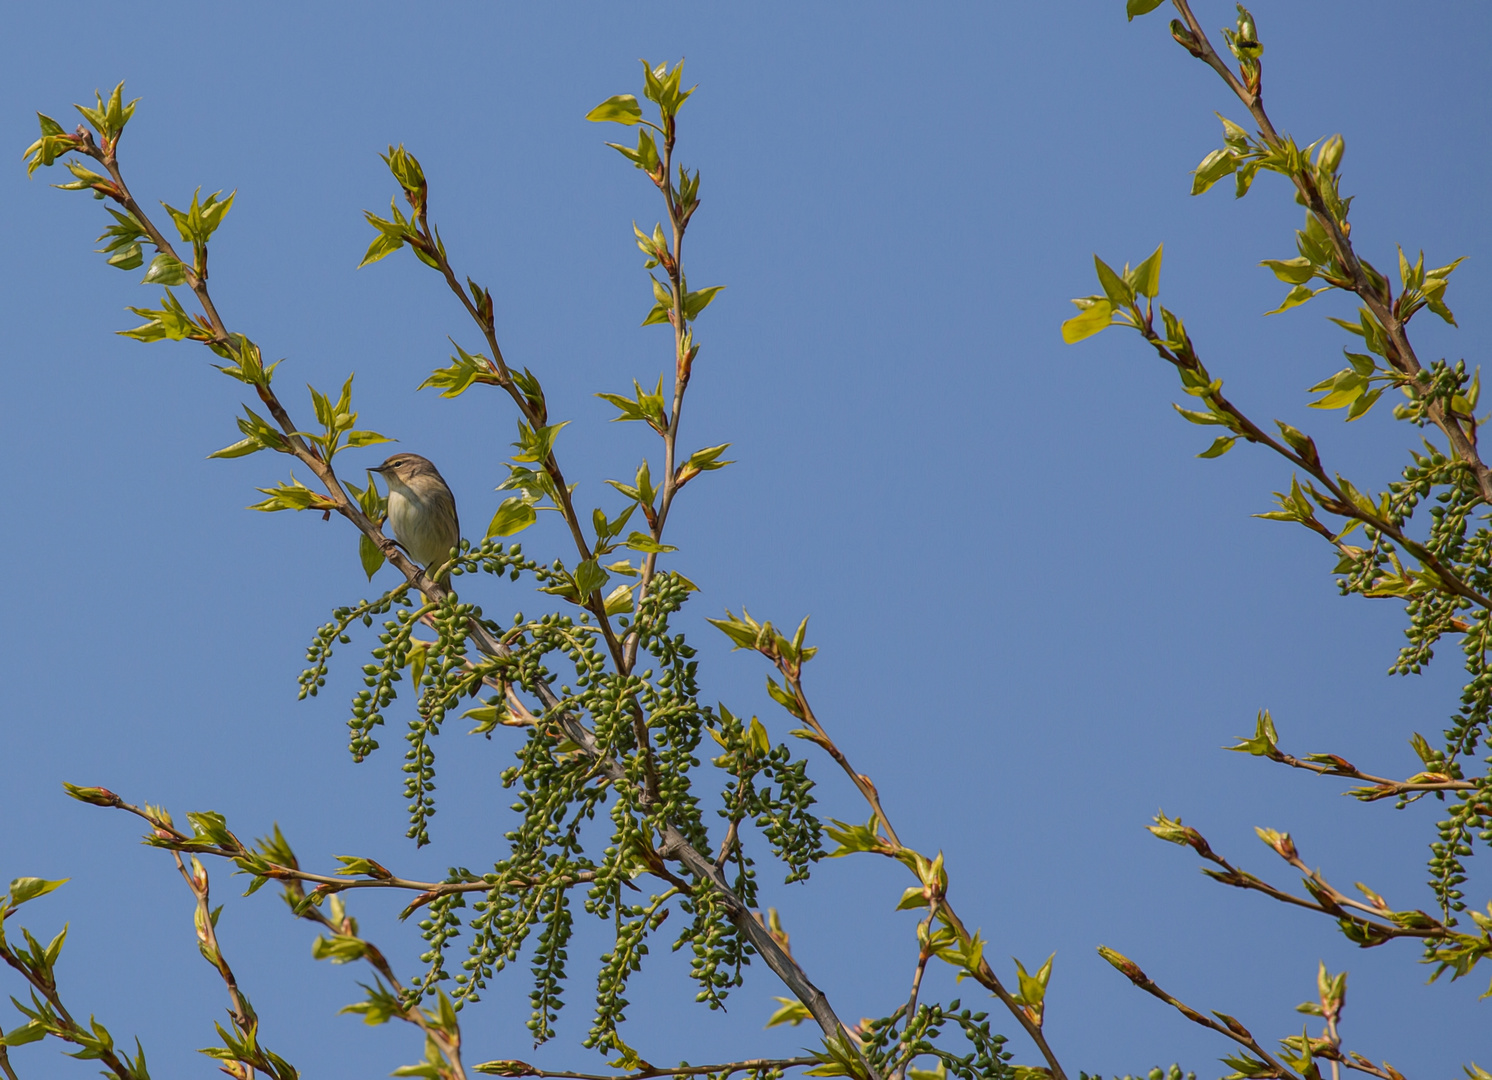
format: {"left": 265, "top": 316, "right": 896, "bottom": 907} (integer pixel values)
{"left": 2, "top": 2, "right": 1488, "bottom": 1077}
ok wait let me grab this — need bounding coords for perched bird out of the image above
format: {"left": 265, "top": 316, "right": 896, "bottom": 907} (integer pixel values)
{"left": 371, "top": 453, "right": 461, "bottom": 583}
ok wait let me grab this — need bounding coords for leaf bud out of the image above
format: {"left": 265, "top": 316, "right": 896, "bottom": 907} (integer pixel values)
{"left": 1254, "top": 826, "right": 1298, "bottom": 861}
{"left": 1169, "top": 19, "right": 1204, "bottom": 57}
{"left": 62, "top": 783, "right": 120, "bottom": 807}
{"left": 1316, "top": 134, "right": 1344, "bottom": 176}
{"left": 1096, "top": 945, "right": 1149, "bottom": 986}
{"left": 1234, "top": 4, "right": 1260, "bottom": 54}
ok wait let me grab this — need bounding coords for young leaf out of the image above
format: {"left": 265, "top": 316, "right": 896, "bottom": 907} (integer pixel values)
{"left": 420, "top": 342, "right": 497, "bottom": 398}
{"left": 1260, "top": 256, "right": 1315, "bottom": 284}
{"left": 573, "top": 559, "right": 609, "bottom": 600}
{"left": 512, "top": 420, "right": 569, "bottom": 464}
{"left": 7, "top": 877, "right": 68, "bottom": 906}
{"left": 1130, "top": 244, "right": 1163, "bottom": 298}
{"left": 360, "top": 533, "right": 385, "bottom": 580}
{"left": 1061, "top": 297, "right": 1113, "bottom": 343}
{"left": 602, "top": 583, "right": 635, "bottom": 616}
{"left": 359, "top": 230, "right": 404, "bottom": 268}
{"left": 765, "top": 997, "right": 811, "bottom": 1029}
{"left": 622, "top": 532, "right": 676, "bottom": 554}
{"left": 1093, "top": 256, "right": 1132, "bottom": 306}
{"left": 682, "top": 285, "right": 725, "bottom": 321}
{"left": 142, "top": 253, "right": 188, "bottom": 286}
{"left": 1191, "top": 148, "right": 1238, "bottom": 195}
{"left": 586, "top": 95, "right": 643, "bottom": 126}
{"left": 675, "top": 444, "right": 733, "bottom": 485}
{"left": 1265, "top": 284, "right": 1329, "bottom": 315}
{"left": 1126, "top": 0, "right": 1166, "bottom": 18}
{"left": 487, "top": 496, "right": 538, "bottom": 538}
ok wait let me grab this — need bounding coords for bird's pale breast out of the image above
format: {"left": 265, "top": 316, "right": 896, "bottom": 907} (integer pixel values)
{"left": 387, "top": 486, "right": 459, "bottom": 568}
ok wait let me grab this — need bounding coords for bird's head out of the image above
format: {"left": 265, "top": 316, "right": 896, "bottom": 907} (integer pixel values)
{"left": 372, "top": 453, "right": 442, "bottom": 491}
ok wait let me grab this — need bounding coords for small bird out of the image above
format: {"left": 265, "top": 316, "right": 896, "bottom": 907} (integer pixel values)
{"left": 371, "top": 453, "right": 461, "bottom": 584}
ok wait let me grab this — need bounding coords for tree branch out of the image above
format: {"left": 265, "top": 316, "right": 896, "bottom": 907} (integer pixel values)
{"left": 475, "top": 1057, "right": 819, "bottom": 1080}
{"left": 1169, "top": 0, "right": 1492, "bottom": 505}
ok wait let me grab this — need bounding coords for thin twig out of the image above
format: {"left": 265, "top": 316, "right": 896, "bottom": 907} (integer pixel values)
{"left": 1103, "top": 951, "right": 1296, "bottom": 1080}
{"left": 1165, "top": 819, "right": 1450, "bottom": 944}
{"left": 1169, "top": 0, "right": 1492, "bottom": 505}
{"left": 1135, "top": 320, "right": 1492, "bottom": 613}
{"left": 1264, "top": 747, "right": 1475, "bottom": 800}
{"left": 64, "top": 103, "right": 872, "bottom": 1080}
{"left": 100, "top": 795, "right": 592, "bottom": 912}
{"left": 477, "top": 1056, "right": 819, "bottom": 1080}
{"left": 779, "top": 669, "right": 1067, "bottom": 1080}
{"left": 0, "top": 915, "right": 137, "bottom": 1079}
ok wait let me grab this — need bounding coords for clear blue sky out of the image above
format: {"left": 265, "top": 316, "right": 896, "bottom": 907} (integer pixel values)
{"left": 2, "top": 2, "right": 1487, "bottom": 1076}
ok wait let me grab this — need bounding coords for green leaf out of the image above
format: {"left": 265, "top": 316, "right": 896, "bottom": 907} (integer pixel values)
{"left": 1260, "top": 256, "right": 1315, "bottom": 284}
{"left": 622, "top": 531, "right": 676, "bottom": 554}
{"left": 573, "top": 559, "right": 609, "bottom": 600}
{"left": 1061, "top": 297, "right": 1113, "bottom": 343}
{"left": 359, "top": 229, "right": 404, "bottom": 268}
{"left": 1234, "top": 159, "right": 1263, "bottom": 198}
{"left": 76, "top": 82, "right": 138, "bottom": 139}
{"left": 511, "top": 420, "right": 569, "bottom": 463}
{"left": 682, "top": 285, "right": 725, "bottom": 321}
{"left": 248, "top": 475, "right": 335, "bottom": 513}
{"left": 407, "top": 640, "right": 427, "bottom": 691}
{"left": 822, "top": 816, "right": 885, "bottom": 857}
{"left": 23, "top": 111, "right": 82, "bottom": 175}
{"left": 1126, "top": 0, "right": 1166, "bottom": 18}
{"left": 223, "top": 406, "right": 287, "bottom": 455}
{"left": 1228, "top": 710, "right": 1280, "bottom": 756}
{"left": 207, "top": 436, "right": 266, "bottom": 460}
{"left": 1, "top": 1020, "right": 47, "bottom": 1047}
{"left": 1265, "top": 283, "right": 1329, "bottom": 315}
{"left": 1274, "top": 421, "right": 1315, "bottom": 459}
{"left": 1093, "top": 256, "right": 1132, "bottom": 306}
{"left": 141, "top": 253, "right": 188, "bottom": 286}
{"left": 500, "top": 464, "right": 557, "bottom": 504}
{"left": 586, "top": 94, "right": 644, "bottom": 125}
{"left": 211, "top": 335, "right": 275, "bottom": 384}
{"left": 106, "top": 242, "right": 144, "bottom": 270}
{"left": 163, "top": 188, "right": 236, "bottom": 244}
{"left": 641, "top": 274, "right": 674, "bottom": 326}
{"left": 597, "top": 377, "right": 667, "bottom": 431}
{"left": 1345, "top": 387, "right": 1383, "bottom": 421}
{"left": 1191, "top": 147, "right": 1238, "bottom": 195}
{"left": 7, "top": 877, "right": 68, "bottom": 906}
{"left": 346, "top": 430, "right": 393, "bottom": 448}
{"left": 1130, "top": 244, "right": 1163, "bottom": 298}
{"left": 602, "top": 583, "right": 635, "bottom": 616}
{"left": 1172, "top": 403, "right": 1226, "bottom": 426}
{"left": 54, "top": 158, "right": 109, "bottom": 192}
{"left": 1013, "top": 953, "right": 1055, "bottom": 1008}
{"left": 765, "top": 997, "right": 811, "bottom": 1029}
{"left": 1217, "top": 113, "right": 1251, "bottom": 148}
{"left": 420, "top": 342, "right": 496, "bottom": 398}
{"left": 1308, "top": 371, "right": 1367, "bottom": 410}
{"left": 486, "top": 496, "right": 537, "bottom": 538}
{"left": 311, "top": 933, "right": 370, "bottom": 964}
{"left": 895, "top": 885, "right": 930, "bottom": 910}
{"left": 676, "top": 443, "right": 734, "bottom": 484}
{"left": 360, "top": 533, "right": 385, "bottom": 580}
{"left": 1197, "top": 435, "right": 1237, "bottom": 458}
